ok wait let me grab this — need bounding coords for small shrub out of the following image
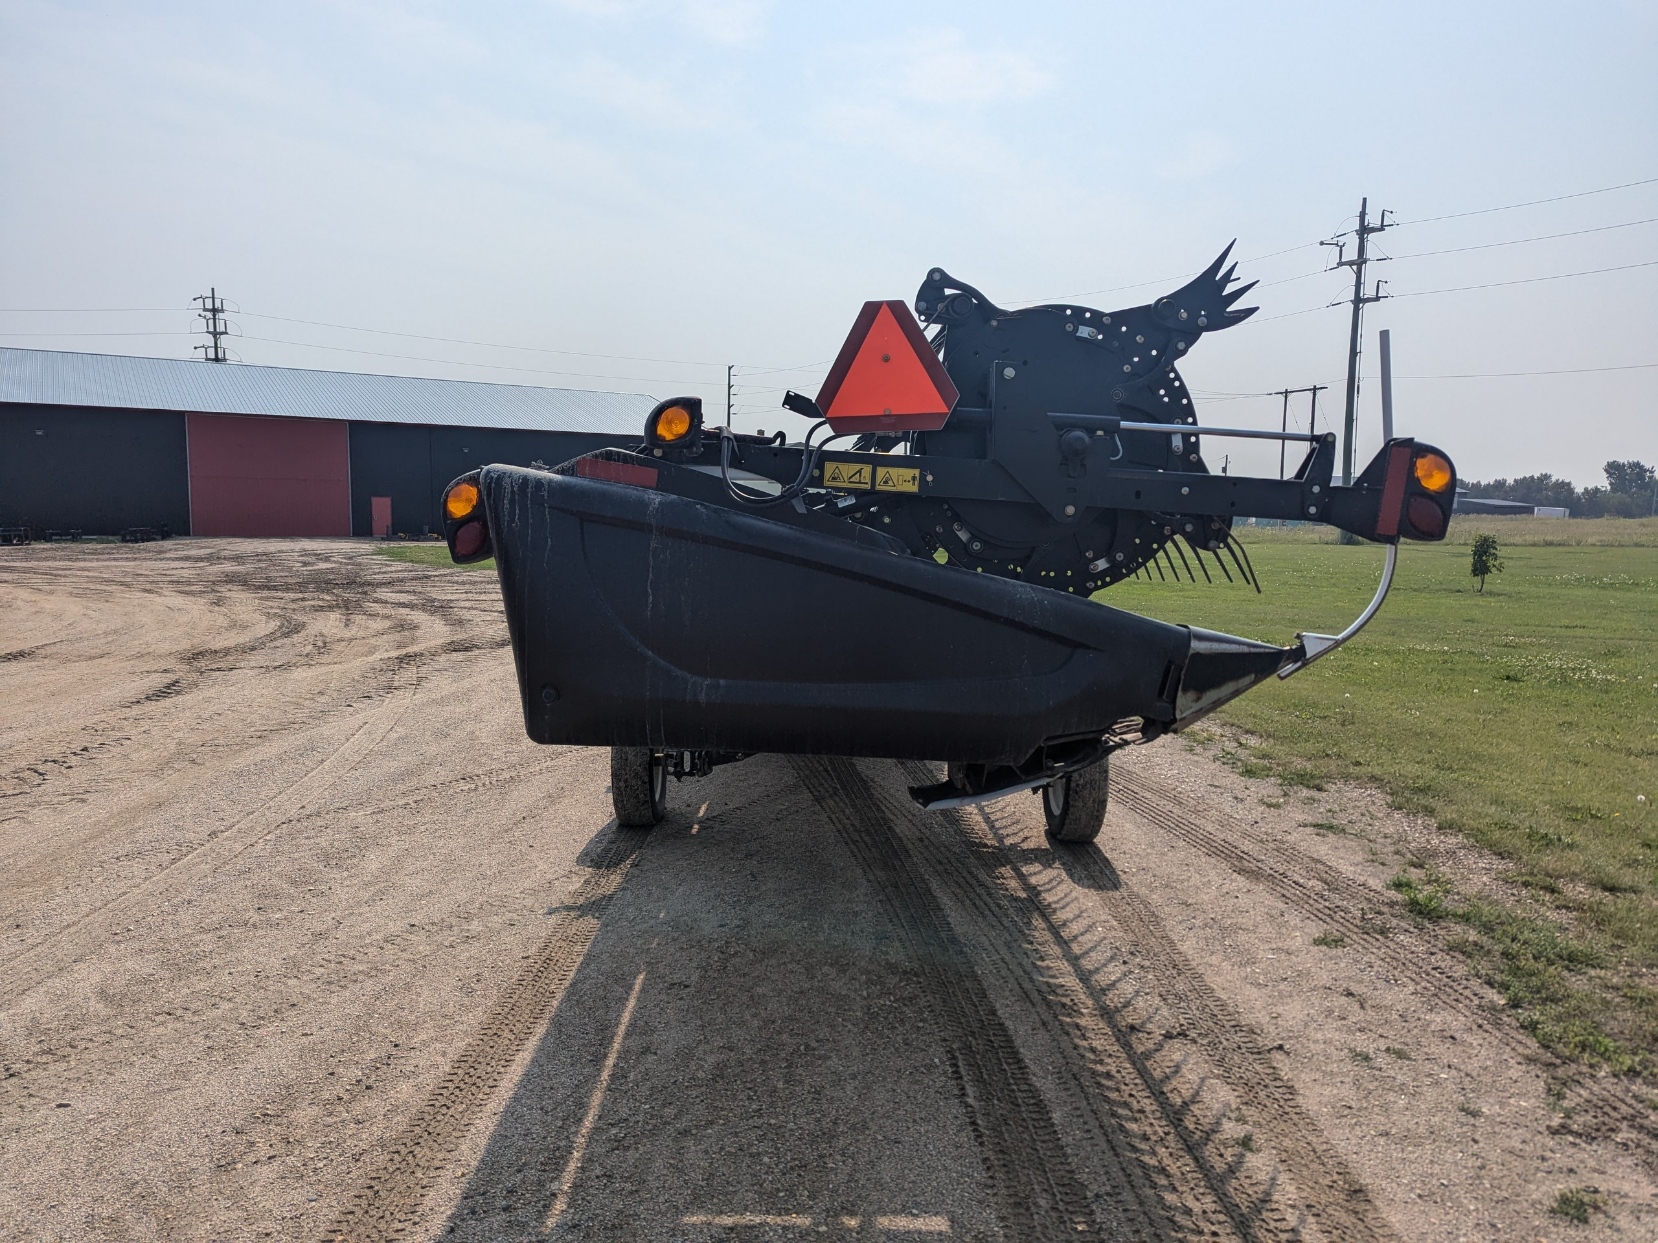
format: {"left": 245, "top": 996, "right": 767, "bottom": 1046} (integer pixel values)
{"left": 1471, "top": 533, "right": 1504, "bottom": 593}
{"left": 1389, "top": 871, "right": 1451, "bottom": 919}
{"left": 1313, "top": 931, "right": 1347, "bottom": 948}
{"left": 1548, "top": 1185, "right": 1606, "bottom": 1224}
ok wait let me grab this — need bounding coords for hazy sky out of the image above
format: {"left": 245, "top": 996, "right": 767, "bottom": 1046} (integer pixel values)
{"left": 2, "top": 1, "right": 1653, "bottom": 486}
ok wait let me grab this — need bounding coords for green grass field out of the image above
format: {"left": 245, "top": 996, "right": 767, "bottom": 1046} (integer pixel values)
{"left": 374, "top": 543, "right": 495, "bottom": 571}
{"left": 1106, "top": 516, "right": 1658, "bottom": 1076}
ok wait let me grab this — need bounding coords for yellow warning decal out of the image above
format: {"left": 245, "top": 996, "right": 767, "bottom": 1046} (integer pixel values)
{"left": 875, "top": 466, "right": 921, "bottom": 493}
{"left": 823, "top": 461, "right": 872, "bottom": 490}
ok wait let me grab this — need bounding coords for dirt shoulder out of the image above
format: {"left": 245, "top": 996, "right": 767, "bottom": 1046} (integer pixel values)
{"left": 1, "top": 541, "right": 1652, "bottom": 1241}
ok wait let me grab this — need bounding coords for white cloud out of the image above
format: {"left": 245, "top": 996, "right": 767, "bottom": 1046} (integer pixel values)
{"left": 886, "top": 29, "right": 1052, "bottom": 104}
{"left": 1155, "top": 131, "right": 1238, "bottom": 181}
{"left": 677, "top": 0, "right": 770, "bottom": 45}
{"left": 542, "top": 0, "right": 770, "bottom": 44}
{"left": 563, "top": 53, "right": 732, "bottom": 130}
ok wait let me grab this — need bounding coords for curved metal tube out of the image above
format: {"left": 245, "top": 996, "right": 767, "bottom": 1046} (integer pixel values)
{"left": 1276, "top": 541, "right": 1398, "bottom": 679}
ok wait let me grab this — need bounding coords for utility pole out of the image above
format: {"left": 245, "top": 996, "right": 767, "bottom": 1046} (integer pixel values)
{"left": 1275, "top": 384, "right": 1328, "bottom": 478}
{"left": 192, "top": 288, "right": 230, "bottom": 362}
{"left": 726, "top": 365, "right": 734, "bottom": 427}
{"left": 1378, "top": 328, "right": 1395, "bottom": 441}
{"left": 1321, "top": 198, "right": 1391, "bottom": 486}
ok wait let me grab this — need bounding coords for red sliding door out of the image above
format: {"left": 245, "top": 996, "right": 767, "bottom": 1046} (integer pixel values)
{"left": 187, "top": 413, "right": 351, "bottom": 537}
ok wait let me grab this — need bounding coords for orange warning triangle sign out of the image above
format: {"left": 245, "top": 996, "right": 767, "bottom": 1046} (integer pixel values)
{"left": 816, "top": 301, "right": 959, "bottom": 433}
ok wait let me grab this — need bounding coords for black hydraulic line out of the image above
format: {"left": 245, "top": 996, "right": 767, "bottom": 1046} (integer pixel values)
{"left": 719, "top": 421, "right": 849, "bottom": 508}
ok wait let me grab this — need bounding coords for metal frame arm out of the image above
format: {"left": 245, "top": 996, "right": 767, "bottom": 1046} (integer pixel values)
{"left": 1275, "top": 542, "right": 1398, "bottom": 679}
{"left": 695, "top": 435, "right": 1343, "bottom": 528}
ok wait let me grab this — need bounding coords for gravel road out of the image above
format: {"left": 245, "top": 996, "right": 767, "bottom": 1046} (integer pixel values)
{"left": 2, "top": 539, "right": 1652, "bottom": 1241}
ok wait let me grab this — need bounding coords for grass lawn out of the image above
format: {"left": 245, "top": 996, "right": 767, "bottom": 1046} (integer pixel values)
{"left": 1105, "top": 516, "right": 1658, "bottom": 1077}
{"left": 373, "top": 543, "right": 495, "bottom": 572}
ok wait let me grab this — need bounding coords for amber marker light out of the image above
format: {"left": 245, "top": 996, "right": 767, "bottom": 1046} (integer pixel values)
{"left": 1413, "top": 452, "right": 1453, "bottom": 493}
{"left": 654, "top": 404, "right": 693, "bottom": 442}
{"left": 445, "top": 479, "right": 481, "bottom": 520}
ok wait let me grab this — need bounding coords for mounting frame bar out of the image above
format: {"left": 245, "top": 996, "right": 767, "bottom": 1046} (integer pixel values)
{"left": 1276, "top": 542, "right": 1399, "bottom": 679}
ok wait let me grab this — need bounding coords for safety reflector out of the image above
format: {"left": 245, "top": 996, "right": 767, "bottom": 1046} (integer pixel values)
{"left": 576, "top": 456, "right": 659, "bottom": 489}
{"left": 816, "top": 301, "right": 959, "bottom": 434}
{"left": 1374, "top": 442, "right": 1414, "bottom": 539}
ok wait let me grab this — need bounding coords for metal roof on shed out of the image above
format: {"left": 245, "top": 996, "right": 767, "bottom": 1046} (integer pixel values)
{"left": 0, "top": 347, "right": 654, "bottom": 434}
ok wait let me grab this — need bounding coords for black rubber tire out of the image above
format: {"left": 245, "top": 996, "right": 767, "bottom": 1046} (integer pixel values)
{"left": 1042, "top": 755, "right": 1110, "bottom": 843}
{"left": 610, "top": 747, "right": 667, "bottom": 827}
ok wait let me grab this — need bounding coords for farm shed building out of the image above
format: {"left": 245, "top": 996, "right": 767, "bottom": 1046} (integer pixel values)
{"left": 0, "top": 348, "right": 650, "bottom": 538}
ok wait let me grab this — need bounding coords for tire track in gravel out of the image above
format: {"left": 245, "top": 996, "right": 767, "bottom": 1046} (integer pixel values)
{"left": 300, "top": 749, "right": 586, "bottom": 823}
{"left": 0, "top": 677, "right": 418, "bottom": 1002}
{"left": 324, "top": 828, "right": 646, "bottom": 1243}
{"left": 794, "top": 755, "right": 1151, "bottom": 1242}
{"left": 889, "top": 759, "right": 1396, "bottom": 1241}
{"left": 2, "top": 548, "right": 492, "bottom": 815}
{"left": 871, "top": 761, "right": 1281, "bottom": 1241}
{"left": 1111, "top": 764, "right": 1658, "bottom": 1168}
{"left": 961, "top": 788, "right": 1397, "bottom": 1242}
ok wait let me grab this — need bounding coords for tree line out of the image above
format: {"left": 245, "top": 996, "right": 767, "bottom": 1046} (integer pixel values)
{"left": 1461, "top": 459, "right": 1656, "bottom": 518}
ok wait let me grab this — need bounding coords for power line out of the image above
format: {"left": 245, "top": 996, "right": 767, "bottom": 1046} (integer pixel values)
{"left": 1397, "top": 361, "right": 1658, "bottom": 379}
{"left": 1237, "top": 303, "right": 1343, "bottom": 327}
{"left": 0, "top": 331, "right": 197, "bottom": 338}
{"left": 1013, "top": 240, "right": 1325, "bottom": 307}
{"left": 1240, "top": 256, "right": 1658, "bottom": 325}
{"left": 1019, "top": 175, "right": 1658, "bottom": 306}
{"left": 1387, "top": 216, "right": 1658, "bottom": 259}
{"left": 1199, "top": 360, "right": 1658, "bottom": 391}
{"left": 1391, "top": 175, "right": 1658, "bottom": 227}
{"left": 241, "top": 312, "right": 731, "bottom": 369}
{"left": 0, "top": 303, "right": 829, "bottom": 377}
{"left": 1391, "top": 258, "right": 1658, "bottom": 298}
{"left": 0, "top": 306, "right": 184, "bottom": 313}
{"left": 239, "top": 311, "right": 834, "bottom": 376}
{"left": 237, "top": 334, "right": 721, "bottom": 387}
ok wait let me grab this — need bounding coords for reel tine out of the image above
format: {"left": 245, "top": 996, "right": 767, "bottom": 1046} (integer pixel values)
{"left": 1162, "top": 545, "right": 1184, "bottom": 582}
{"left": 1150, "top": 552, "right": 1166, "bottom": 581}
{"left": 1227, "top": 536, "right": 1262, "bottom": 594}
{"left": 1211, "top": 546, "right": 1236, "bottom": 584}
{"left": 1172, "top": 538, "right": 1205, "bottom": 583}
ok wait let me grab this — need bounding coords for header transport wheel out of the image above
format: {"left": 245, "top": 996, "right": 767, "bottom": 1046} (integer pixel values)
{"left": 611, "top": 747, "right": 668, "bottom": 827}
{"left": 1042, "top": 755, "right": 1110, "bottom": 844}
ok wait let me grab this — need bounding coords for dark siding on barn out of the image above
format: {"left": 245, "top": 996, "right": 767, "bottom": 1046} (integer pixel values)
{"left": 0, "top": 403, "right": 190, "bottom": 535}
{"left": 347, "top": 423, "right": 631, "bottom": 536}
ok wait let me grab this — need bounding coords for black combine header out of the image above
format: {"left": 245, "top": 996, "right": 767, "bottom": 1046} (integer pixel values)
{"left": 440, "top": 248, "right": 1456, "bottom": 841}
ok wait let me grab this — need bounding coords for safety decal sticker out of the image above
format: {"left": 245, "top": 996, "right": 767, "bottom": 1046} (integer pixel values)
{"left": 874, "top": 467, "right": 921, "bottom": 493}
{"left": 823, "top": 461, "right": 872, "bottom": 490}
